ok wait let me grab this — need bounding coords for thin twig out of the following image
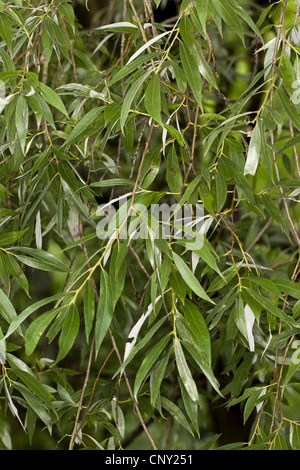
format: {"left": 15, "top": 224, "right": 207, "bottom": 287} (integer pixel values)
{"left": 246, "top": 217, "right": 273, "bottom": 252}
{"left": 108, "top": 328, "right": 158, "bottom": 450}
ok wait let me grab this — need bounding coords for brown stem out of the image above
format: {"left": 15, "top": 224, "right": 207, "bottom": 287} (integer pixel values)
{"left": 108, "top": 328, "right": 158, "bottom": 450}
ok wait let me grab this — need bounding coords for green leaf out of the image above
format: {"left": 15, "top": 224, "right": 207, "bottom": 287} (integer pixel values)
{"left": 195, "top": 242, "right": 223, "bottom": 278}
{"left": 261, "top": 195, "right": 281, "bottom": 224}
{"left": 273, "top": 279, "right": 300, "bottom": 300}
{"left": 172, "top": 252, "right": 214, "bottom": 304}
{"left": 160, "top": 396, "right": 194, "bottom": 435}
{"left": 245, "top": 287, "right": 297, "bottom": 326}
{"left": 216, "top": 170, "right": 227, "bottom": 212}
{"left": 183, "top": 341, "right": 222, "bottom": 396}
{"left": 164, "top": 124, "right": 185, "bottom": 147}
{"left": 278, "top": 88, "right": 300, "bottom": 132}
{"left": 84, "top": 280, "right": 95, "bottom": 343}
{"left": 15, "top": 95, "right": 28, "bottom": 153}
{"left": 96, "top": 21, "right": 138, "bottom": 33}
{"left": 291, "top": 424, "right": 300, "bottom": 450}
{"left": 179, "top": 40, "right": 203, "bottom": 110}
{"left": 63, "top": 107, "right": 104, "bottom": 147}
{"left": 0, "top": 229, "right": 28, "bottom": 246}
{"left": 0, "top": 327, "right": 6, "bottom": 366}
{"left": 55, "top": 304, "right": 80, "bottom": 364}
{"left": 195, "top": 0, "right": 209, "bottom": 38}
{"left": 243, "top": 388, "right": 265, "bottom": 424}
{"left": 0, "top": 48, "right": 15, "bottom": 72}
{"left": 150, "top": 346, "right": 172, "bottom": 406}
{"left": 0, "top": 288, "right": 17, "bottom": 323}
{"left": 179, "top": 14, "right": 194, "bottom": 47}
{"left": 95, "top": 269, "right": 113, "bottom": 357}
{"left": 8, "top": 247, "right": 69, "bottom": 273}
{"left": 88, "top": 178, "right": 134, "bottom": 189}
{"left": 213, "top": 0, "right": 245, "bottom": 44}
{"left": 37, "top": 81, "right": 68, "bottom": 116}
{"left": 234, "top": 172, "right": 256, "bottom": 204}
{"left": 25, "top": 308, "right": 61, "bottom": 356}
{"left": 234, "top": 295, "right": 256, "bottom": 352}
{"left": 183, "top": 299, "right": 211, "bottom": 364}
{"left": 234, "top": 5, "right": 264, "bottom": 43}
{"left": 127, "top": 30, "right": 170, "bottom": 64}
{"left": 108, "top": 52, "right": 160, "bottom": 87}
{"left": 62, "top": 181, "right": 93, "bottom": 226}
{"left": 178, "top": 376, "right": 199, "bottom": 437}
{"left": 174, "top": 339, "right": 198, "bottom": 402}
{"left": 120, "top": 69, "right": 152, "bottom": 133}
{"left": 244, "top": 123, "right": 261, "bottom": 176}
{"left": 166, "top": 144, "right": 183, "bottom": 194}
{"left": 134, "top": 334, "right": 171, "bottom": 400}
{"left": 230, "top": 352, "right": 253, "bottom": 396}
{"left": 12, "top": 370, "right": 53, "bottom": 404}
{"left": 5, "top": 293, "right": 67, "bottom": 340}
{"left": 193, "top": 42, "right": 219, "bottom": 90}
{"left": 0, "top": 14, "right": 12, "bottom": 51}
{"left": 244, "top": 275, "right": 282, "bottom": 298}
{"left": 144, "top": 73, "right": 162, "bottom": 125}
{"left": 116, "top": 316, "right": 167, "bottom": 377}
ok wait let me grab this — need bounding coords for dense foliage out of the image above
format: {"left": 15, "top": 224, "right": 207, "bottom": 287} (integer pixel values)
{"left": 0, "top": 0, "right": 300, "bottom": 450}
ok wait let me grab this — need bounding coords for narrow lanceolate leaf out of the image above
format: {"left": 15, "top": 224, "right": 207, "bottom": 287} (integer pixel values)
{"left": 0, "top": 327, "right": 6, "bottom": 365}
{"left": 193, "top": 42, "right": 219, "bottom": 90}
{"left": 144, "top": 74, "right": 162, "bottom": 125}
{"left": 25, "top": 307, "right": 62, "bottom": 356}
{"left": 213, "top": 0, "right": 245, "bottom": 44}
{"left": 126, "top": 30, "right": 170, "bottom": 64}
{"left": 244, "top": 304, "right": 256, "bottom": 352}
{"left": 0, "top": 288, "right": 17, "bottom": 323}
{"left": 0, "top": 13, "right": 13, "bottom": 51}
{"left": 179, "top": 41, "right": 203, "bottom": 110}
{"left": 166, "top": 145, "right": 183, "bottom": 194}
{"left": 84, "top": 280, "right": 95, "bottom": 343}
{"left": 178, "top": 376, "right": 200, "bottom": 437}
{"left": 174, "top": 339, "right": 198, "bottom": 402}
{"left": 0, "top": 14, "right": 12, "bottom": 51}
{"left": 8, "top": 247, "right": 69, "bottom": 273}
{"left": 216, "top": 171, "right": 227, "bottom": 212}
{"left": 5, "top": 293, "right": 67, "bottom": 340}
{"left": 134, "top": 334, "right": 171, "bottom": 400}
{"left": 63, "top": 107, "right": 103, "bottom": 147}
{"left": 273, "top": 279, "right": 300, "bottom": 300}
{"left": 244, "top": 123, "right": 261, "bottom": 176}
{"left": 172, "top": 252, "right": 214, "bottom": 304}
{"left": 150, "top": 346, "right": 172, "bottom": 406}
{"left": 160, "top": 396, "right": 194, "bottom": 435}
{"left": 183, "top": 341, "right": 222, "bottom": 396}
{"left": 15, "top": 95, "right": 28, "bottom": 152}
{"left": 12, "top": 370, "right": 53, "bottom": 404}
{"left": 195, "top": 0, "right": 209, "bottom": 37}
{"left": 234, "top": 5, "right": 264, "bottom": 44}
{"left": 246, "top": 288, "right": 297, "bottom": 326}
{"left": 37, "top": 81, "right": 68, "bottom": 116}
{"left": 183, "top": 300, "right": 211, "bottom": 364}
{"left": 0, "top": 229, "right": 28, "bottom": 246}
{"left": 120, "top": 69, "right": 152, "bottom": 133}
{"left": 118, "top": 316, "right": 166, "bottom": 377}
{"left": 95, "top": 21, "right": 138, "bottom": 33}
{"left": 56, "top": 304, "right": 80, "bottom": 364}
{"left": 95, "top": 269, "right": 113, "bottom": 357}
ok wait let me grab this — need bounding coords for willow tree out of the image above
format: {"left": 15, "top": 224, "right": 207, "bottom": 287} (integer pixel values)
{"left": 0, "top": 0, "right": 300, "bottom": 450}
